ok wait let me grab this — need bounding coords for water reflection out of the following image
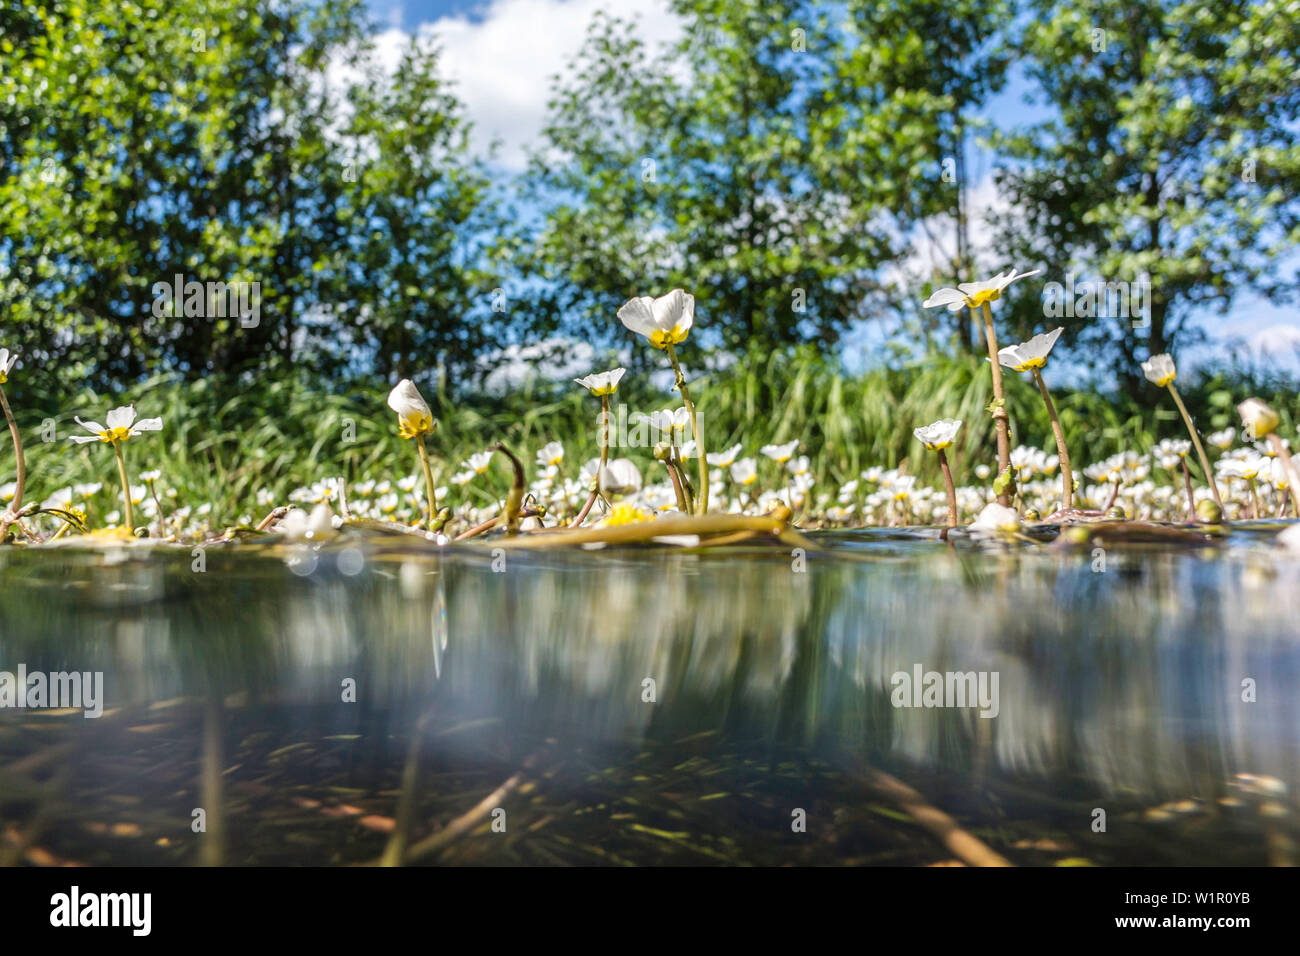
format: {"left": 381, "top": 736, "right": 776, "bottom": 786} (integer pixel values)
{"left": 1, "top": 527, "right": 1297, "bottom": 865}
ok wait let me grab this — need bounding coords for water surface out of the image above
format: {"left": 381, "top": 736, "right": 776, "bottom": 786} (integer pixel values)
{"left": 1, "top": 524, "right": 1297, "bottom": 865}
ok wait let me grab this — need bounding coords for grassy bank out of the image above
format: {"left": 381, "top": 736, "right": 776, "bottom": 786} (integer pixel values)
{"left": 5, "top": 349, "right": 1295, "bottom": 527}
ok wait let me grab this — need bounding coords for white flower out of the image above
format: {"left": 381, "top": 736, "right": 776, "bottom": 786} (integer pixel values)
{"left": 139, "top": 469, "right": 162, "bottom": 483}
{"left": 536, "top": 441, "right": 564, "bottom": 467}
{"left": 707, "top": 443, "right": 742, "bottom": 467}
{"left": 573, "top": 367, "right": 626, "bottom": 396}
{"left": 278, "top": 503, "right": 336, "bottom": 541}
{"left": 1220, "top": 454, "right": 1265, "bottom": 480}
{"left": 913, "top": 418, "right": 963, "bottom": 451}
{"left": 1207, "top": 428, "right": 1236, "bottom": 450}
{"left": 730, "top": 458, "right": 758, "bottom": 485}
{"left": 787, "top": 455, "right": 811, "bottom": 476}
{"left": 1141, "top": 353, "right": 1177, "bottom": 387}
{"left": 970, "top": 501, "right": 1021, "bottom": 534}
{"left": 760, "top": 440, "right": 799, "bottom": 463}
{"left": 922, "top": 269, "right": 1041, "bottom": 312}
{"left": 617, "top": 290, "right": 694, "bottom": 348}
{"left": 1237, "top": 398, "right": 1280, "bottom": 439}
{"left": 669, "top": 407, "right": 690, "bottom": 444}
{"left": 1271, "top": 457, "right": 1295, "bottom": 491}
{"left": 68, "top": 405, "right": 163, "bottom": 444}
{"left": 0, "top": 347, "right": 17, "bottom": 384}
{"left": 463, "top": 451, "right": 494, "bottom": 475}
{"left": 997, "top": 327, "right": 1063, "bottom": 372}
{"left": 386, "top": 379, "right": 435, "bottom": 439}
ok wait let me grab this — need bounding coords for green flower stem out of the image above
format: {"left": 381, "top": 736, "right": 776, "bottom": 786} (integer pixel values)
{"left": 599, "top": 394, "right": 610, "bottom": 473}
{"left": 570, "top": 397, "right": 612, "bottom": 528}
{"left": 664, "top": 458, "right": 690, "bottom": 513}
{"left": 112, "top": 440, "right": 135, "bottom": 531}
{"left": 146, "top": 479, "right": 168, "bottom": 535}
{"left": 1166, "top": 383, "right": 1223, "bottom": 508}
{"left": 0, "top": 383, "right": 25, "bottom": 522}
{"left": 977, "top": 303, "right": 1012, "bottom": 507}
{"left": 1030, "top": 368, "right": 1073, "bottom": 511}
{"left": 415, "top": 433, "right": 438, "bottom": 530}
{"left": 1180, "top": 458, "right": 1196, "bottom": 520}
{"left": 665, "top": 343, "right": 708, "bottom": 515}
{"left": 937, "top": 449, "right": 958, "bottom": 529}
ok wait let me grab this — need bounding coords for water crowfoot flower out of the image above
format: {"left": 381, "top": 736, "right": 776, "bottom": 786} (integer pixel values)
{"left": 571, "top": 368, "right": 626, "bottom": 525}
{"left": 760, "top": 440, "right": 799, "bottom": 463}
{"left": 617, "top": 290, "right": 694, "bottom": 349}
{"left": 618, "top": 290, "right": 709, "bottom": 514}
{"left": 970, "top": 501, "right": 1021, "bottom": 536}
{"left": 0, "top": 348, "right": 25, "bottom": 535}
{"left": 1142, "top": 353, "right": 1223, "bottom": 510}
{"left": 1237, "top": 398, "right": 1298, "bottom": 517}
{"left": 386, "top": 379, "right": 440, "bottom": 530}
{"left": 573, "top": 367, "right": 626, "bottom": 396}
{"left": 67, "top": 405, "right": 163, "bottom": 533}
{"left": 998, "top": 327, "right": 1073, "bottom": 511}
{"left": 913, "top": 418, "right": 963, "bottom": 530}
{"left": 924, "top": 270, "right": 1039, "bottom": 508}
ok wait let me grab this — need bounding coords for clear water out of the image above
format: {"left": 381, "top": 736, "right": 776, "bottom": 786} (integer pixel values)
{"left": 1, "top": 524, "right": 1297, "bottom": 865}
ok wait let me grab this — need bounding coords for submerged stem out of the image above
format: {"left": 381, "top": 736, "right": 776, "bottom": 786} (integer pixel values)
{"left": 977, "top": 303, "right": 1012, "bottom": 507}
{"left": 1167, "top": 383, "right": 1223, "bottom": 509}
{"left": 1031, "top": 368, "right": 1073, "bottom": 511}
{"left": 665, "top": 344, "right": 708, "bottom": 515}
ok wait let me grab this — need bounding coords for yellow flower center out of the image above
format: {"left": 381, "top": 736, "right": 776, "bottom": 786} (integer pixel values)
{"left": 647, "top": 324, "right": 690, "bottom": 349}
{"left": 968, "top": 289, "right": 1001, "bottom": 307}
{"left": 98, "top": 426, "right": 132, "bottom": 443}
{"left": 397, "top": 413, "right": 434, "bottom": 440}
{"left": 602, "top": 503, "right": 653, "bottom": 526}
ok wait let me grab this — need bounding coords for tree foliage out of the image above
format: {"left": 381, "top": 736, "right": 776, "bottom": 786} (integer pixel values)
{"left": 991, "top": 0, "right": 1300, "bottom": 392}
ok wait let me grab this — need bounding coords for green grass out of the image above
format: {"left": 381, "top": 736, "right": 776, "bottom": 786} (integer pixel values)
{"left": 4, "top": 349, "right": 1294, "bottom": 526}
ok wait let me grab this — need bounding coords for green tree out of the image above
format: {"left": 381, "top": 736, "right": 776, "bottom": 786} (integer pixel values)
{"left": 0, "top": 0, "right": 499, "bottom": 401}
{"left": 328, "top": 35, "right": 502, "bottom": 383}
{"left": 841, "top": 0, "right": 1011, "bottom": 354}
{"left": 526, "top": 0, "right": 1007, "bottom": 364}
{"left": 991, "top": 0, "right": 1300, "bottom": 395}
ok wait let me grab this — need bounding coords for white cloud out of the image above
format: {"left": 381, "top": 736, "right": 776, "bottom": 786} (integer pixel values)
{"left": 1248, "top": 323, "right": 1300, "bottom": 359}
{"left": 374, "top": 0, "right": 683, "bottom": 171}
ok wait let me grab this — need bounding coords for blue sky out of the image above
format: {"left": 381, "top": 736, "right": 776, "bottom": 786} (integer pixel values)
{"left": 363, "top": 0, "right": 1300, "bottom": 376}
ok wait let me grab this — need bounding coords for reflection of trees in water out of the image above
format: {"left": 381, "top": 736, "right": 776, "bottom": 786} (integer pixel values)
{"left": 2, "top": 542, "right": 1298, "bottom": 810}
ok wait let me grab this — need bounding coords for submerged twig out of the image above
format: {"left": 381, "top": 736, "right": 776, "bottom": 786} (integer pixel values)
{"left": 845, "top": 759, "right": 1013, "bottom": 867}
{"left": 404, "top": 747, "right": 549, "bottom": 864}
